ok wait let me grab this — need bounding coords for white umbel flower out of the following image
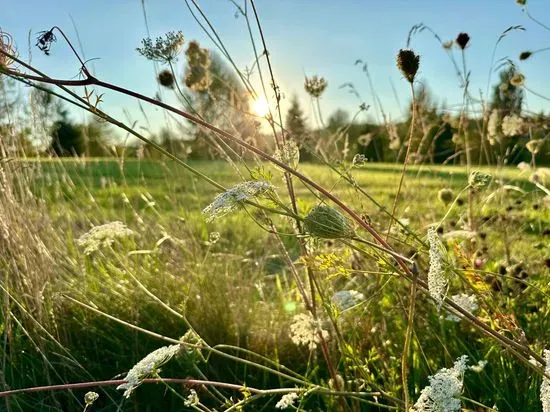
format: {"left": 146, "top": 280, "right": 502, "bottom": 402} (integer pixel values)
{"left": 427, "top": 228, "right": 448, "bottom": 308}
{"left": 77, "top": 221, "right": 134, "bottom": 255}
{"left": 275, "top": 392, "right": 299, "bottom": 409}
{"left": 202, "top": 180, "right": 275, "bottom": 222}
{"left": 501, "top": 114, "right": 524, "bottom": 137}
{"left": 445, "top": 294, "right": 478, "bottom": 322}
{"left": 289, "top": 312, "right": 329, "bottom": 350}
{"left": 541, "top": 349, "right": 550, "bottom": 412}
{"left": 117, "top": 344, "right": 181, "bottom": 398}
{"left": 413, "top": 355, "right": 469, "bottom": 412}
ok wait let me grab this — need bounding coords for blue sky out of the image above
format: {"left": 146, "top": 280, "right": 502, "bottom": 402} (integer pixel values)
{"left": 3, "top": 0, "right": 550, "bottom": 136}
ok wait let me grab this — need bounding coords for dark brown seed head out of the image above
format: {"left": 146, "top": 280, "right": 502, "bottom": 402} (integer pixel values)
{"left": 519, "top": 51, "right": 532, "bottom": 61}
{"left": 456, "top": 33, "right": 470, "bottom": 50}
{"left": 158, "top": 70, "right": 175, "bottom": 88}
{"left": 396, "top": 49, "right": 420, "bottom": 83}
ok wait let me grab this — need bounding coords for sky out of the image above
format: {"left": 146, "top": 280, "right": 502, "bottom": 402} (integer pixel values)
{"left": 3, "top": 0, "right": 550, "bottom": 137}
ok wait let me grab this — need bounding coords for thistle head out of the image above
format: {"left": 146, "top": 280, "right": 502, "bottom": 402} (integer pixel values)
{"left": 396, "top": 49, "right": 420, "bottom": 83}
{"left": 304, "top": 205, "right": 354, "bottom": 239}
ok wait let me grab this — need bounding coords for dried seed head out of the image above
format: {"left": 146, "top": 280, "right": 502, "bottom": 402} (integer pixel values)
{"left": 0, "top": 29, "right": 17, "bottom": 69}
{"left": 304, "top": 205, "right": 354, "bottom": 239}
{"left": 468, "top": 171, "right": 492, "bottom": 188}
{"left": 519, "top": 51, "right": 532, "bottom": 61}
{"left": 36, "top": 29, "right": 56, "bottom": 56}
{"left": 396, "top": 49, "right": 420, "bottom": 83}
{"left": 526, "top": 139, "right": 544, "bottom": 154}
{"left": 304, "top": 75, "right": 328, "bottom": 98}
{"left": 137, "top": 31, "right": 184, "bottom": 63}
{"left": 158, "top": 69, "right": 175, "bottom": 88}
{"left": 510, "top": 73, "right": 525, "bottom": 87}
{"left": 516, "top": 0, "right": 526, "bottom": 5}
{"left": 438, "top": 188, "right": 454, "bottom": 205}
{"left": 456, "top": 32, "right": 470, "bottom": 50}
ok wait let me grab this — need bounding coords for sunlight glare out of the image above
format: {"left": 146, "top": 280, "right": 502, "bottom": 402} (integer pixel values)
{"left": 252, "top": 97, "right": 270, "bottom": 117}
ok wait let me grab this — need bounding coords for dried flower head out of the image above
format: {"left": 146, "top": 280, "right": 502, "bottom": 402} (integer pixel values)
{"left": 445, "top": 294, "right": 478, "bottom": 322}
{"left": 36, "top": 29, "right": 56, "bottom": 55}
{"left": 276, "top": 392, "right": 299, "bottom": 409}
{"left": 76, "top": 221, "right": 135, "bottom": 255}
{"left": 396, "top": 49, "right": 420, "bottom": 83}
{"left": 456, "top": 32, "right": 470, "bottom": 50}
{"left": 304, "top": 205, "right": 355, "bottom": 239}
{"left": 289, "top": 312, "right": 329, "bottom": 350}
{"left": 443, "top": 40, "right": 453, "bottom": 49}
{"left": 526, "top": 139, "right": 545, "bottom": 154}
{"left": 304, "top": 75, "right": 328, "bottom": 98}
{"left": 501, "top": 114, "right": 524, "bottom": 136}
{"left": 516, "top": 0, "right": 527, "bottom": 5}
{"left": 137, "top": 31, "right": 184, "bottom": 63}
{"left": 358, "top": 133, "right": 373, "bottom": 147}
{"left": 487, "top": 109, "right": 501, "bottom": 145}
{"left": 84, "top": 391, "right": 99, "bottom": 406}
{"left": 117, "top": 344, "right": 182, "bottom": 398}
{"left": 352, "top": 154, "right": 368, "bottom": 166}
{"left": 438, "top": 188, "right": 454, "bottom": 205}
{"left": 541, "top": 349, "right": 550, "bottom": 412}
{"left": 202, "top": 180, "right": 275, "bottom": 222}
{"left": 427, "top": 227, "right": 448, "bottom": 308}
{"left": 157, "top": 69, "right": 175, "bottom": 88}
{"left": 519, "top": 51, "right": 532, "bottom": 61}
{"left": 510, "top": 73, "right": 525, "bottom": 87}
{"left": 184, "top": 41, "right": 212, "bottom": 91}
{"left": 468, "top": 171, "right": 491, "bottom": 188}
{"left": 412, "top": 355, "right": 469, "bottom": 412}
{"left": 0, "top": 29, "right": 17, "bottom": 69}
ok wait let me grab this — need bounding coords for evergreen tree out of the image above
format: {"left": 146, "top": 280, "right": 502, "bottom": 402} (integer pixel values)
{"left": 285, "top": 95, "right": 308, "bottom": 142}
{"left": 490, "top": 67, "right": 523, "bottom": 116}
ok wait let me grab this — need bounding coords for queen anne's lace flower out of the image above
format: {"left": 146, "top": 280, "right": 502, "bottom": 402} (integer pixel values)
{"left": 501, "top": 114, "right": 524, "bottom": 137}
{"left": 427, "top": 228, "right": 448, "bottom": 308}
{"left": 77, "top": 221, "right": 134, "bottom": 255}
{"left": 117, "top": 344, "right": 182, "bottom": 398}
{"left": 289, "top": 312, "right": 329, "bottom": 350}
{"left": 275, "top": 392, "right": 299, "bottom": 409}
{"left": 541, "top": 349, "right": 550, "bottom": 412}
{"left": 445, "top": 294, "right": 478, "bottom": 322}
{"left": 202, "top": 181, "right": 275, "bottom": 222}
{"left": 184, "top": 389, "right": 199, "bottom": 407}
{"left": 413, "top": 355, "right": 469, "bottom": 412}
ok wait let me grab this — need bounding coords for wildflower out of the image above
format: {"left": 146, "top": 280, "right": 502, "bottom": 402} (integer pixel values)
{"left": 526, "top": 139, "right": 544, "bottom": 154}
{"left": 184, "top": 389, "right": 199, "bottom": 407}
{"left": 501, "top": 114, "right": 524, "bottom": 136}
{"left": 438, "top": 188, "right": 454, "bottom": 205}
{"left": 427, "top": 227, "right": 448, "bottom": 308}
{"left": 275, "top": 392, "right": 299, "bottom": 409}
{"left": 84, "top": 391, "right": 99, "bottom": 405}
{"left": 358, "top": 133, "right": 373, "bottom": 147}
{"left": 541, "top": 349, "right": 550, "bottom": 412}
{"left": 76, "top": 221, "right": 134, "bottom": 255}
{"left": 117, "top": 344, "right": 182, "bottom": 398}
{"left": 208, "top": 231, "right": 220, "bottom": 245}
{"left": 519, "top": 51, "right": 532, "bottom": 61}
{"left": 468, "top": 171, "right": 491, "bottom": 188}
{"left": 396, "top": 49, "right": 420, "bottom": 83}
{"left": 184, "top": 41, "right": 212, "bottom": 91}
{"left": 202, "top": 180, "right": 275, "bottom": 222}
{"left": 331, "top": 290, "right": 365, "bottom": 311}
{"left": 445, "top": 294, "right": 478, "bottom": 322}
{"left": 303, "top": 205, "right": 355, "bottom": 239}
{"left": 157, "top": 69, "right": 175, "bottom": 88}
{"left": 487, "top": 109, "right": 501, "bottom": 145}
{"left": 304, "top": 75, "right": 328, "bottom": 98}
{"left": 274, "top": 140, "right": 300, "bottom": 170}
{"left": 510, "top": 73, "right": 525, "bottom": 87}
{"left": 0, "top": 29, "right": 17, "bottom": 68}
{"left": 137, "top": 31, "right": 184, "bottom": 63}
{"left": 412, "top": 355, "right": 469, "bottom": 412}
{"left": 469, "top": 360, "right": 488, "bottom": 373}
{"left": 289, "top": 312, "right": 329, "bottom": 350}
{"left": 352, "top": 154, "right": 368, "bottom": 166}
{"left": 456, "top": 33, "right": 470, "bottom": 49}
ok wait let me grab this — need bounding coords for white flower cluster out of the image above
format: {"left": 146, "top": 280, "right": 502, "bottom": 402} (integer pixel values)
{"left": 541, "top": 349, "right": 550, "bottom": 412}
{"left": 117, "top": 344, "right": 181, "bottom": 398}
{"left": 501, "top": 114, "right": 524, "bottom": 137}
{"left": 427, "top": 228, "right": 448, "bottom": 308}
{"left": 289, "top": 312, "right": 329, "bottom": 351}
{"left": 445, "top": 294, "right": 478, "bottom": 322}
{"left": 184, "top": 389, "right": 199, "bottom": 407}
{"left": 412, "top": 355, "right": 469, "bottom": 412}
{"left": 275, "top": 392, "right": 299, "bottom": 409}
{"left": 77, "top": 221, "right": 134, "bottom": 255}
{"left": 487, "top": 110, "right": 501, "bottom": 145}
{"left": 202, "top": 180, "right": 275, "bottom": 222}
{"left": 331, "top": 290, "right": 365, "bottom": 311}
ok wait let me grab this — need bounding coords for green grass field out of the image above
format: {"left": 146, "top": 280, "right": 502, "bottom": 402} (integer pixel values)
{"left": 2, "top": 159, "right": 549, "bottom": 411}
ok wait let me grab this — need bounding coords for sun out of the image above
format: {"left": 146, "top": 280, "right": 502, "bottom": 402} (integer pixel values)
{"left": 251, "top": 97, "right": 270, "bottom": 117}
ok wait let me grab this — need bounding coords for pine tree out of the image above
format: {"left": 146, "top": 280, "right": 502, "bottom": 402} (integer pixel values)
{"left": 285, "top": 95, "right": 307, "bottom": 142}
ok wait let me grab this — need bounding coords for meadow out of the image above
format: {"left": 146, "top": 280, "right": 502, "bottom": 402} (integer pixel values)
{"left": 1, "top": 158, "right": 548, "bottom": 411}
